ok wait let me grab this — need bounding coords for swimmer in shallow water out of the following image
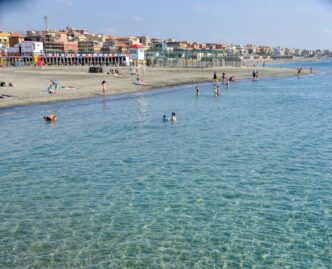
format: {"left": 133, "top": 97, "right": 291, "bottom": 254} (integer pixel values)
{"left": 171, "top": 112, "right": 176, "bottom": 122}
{"left": 195, "top": 86, "right": 199, "bottom": 96}
{"left": 43, "top": 114, "right": 57, "bottom": 122}
{"left": 163, "top": 115, "right": 169, "bottom": 121}
{"left": 214, "top": 85, "right": 220, "bottom": 96}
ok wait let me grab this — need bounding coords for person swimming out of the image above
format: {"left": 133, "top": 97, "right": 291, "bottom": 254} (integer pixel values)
{"left": 43, "top": 114, "right": 57, "bottom": 122}
{"left": 163, "top": 115, "right": 169, "bottom": 121}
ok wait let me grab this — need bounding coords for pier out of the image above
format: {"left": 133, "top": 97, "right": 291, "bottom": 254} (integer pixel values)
{"left": 2, "top": 54, "right": 127, "bottom": 67}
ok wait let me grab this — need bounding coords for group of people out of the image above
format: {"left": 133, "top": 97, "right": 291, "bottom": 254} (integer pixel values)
{"left": 0, "top": 81, "right": 14, "bottom": 87}
{"left": 0, "top": 81, "right": 14, "bottom": 99}
{"left": 215, "top": 71, "right": 235, "bottom": 87}
{"left": 107, "top": 69, "right": 122, "bottom": 77}
{"left": 195, "top": 84, "right": 221, "bottom": 97}
{"left": 163, "top": 112, "right": 176, "bottom": 122}
{"left": 195, "top": 71, "right": 238, "bottom": 98}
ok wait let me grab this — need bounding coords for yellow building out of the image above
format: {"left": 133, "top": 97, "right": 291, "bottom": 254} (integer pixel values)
{"left": 0, "top": 31, "right": 10, "bottom": 47}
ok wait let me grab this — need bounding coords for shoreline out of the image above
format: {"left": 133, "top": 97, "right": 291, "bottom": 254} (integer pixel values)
{"left": 0, "top": 66, "right": 310, "bottom": 110}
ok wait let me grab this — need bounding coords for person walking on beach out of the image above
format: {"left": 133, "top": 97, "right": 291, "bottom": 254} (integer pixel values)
{"left": 213, "top": 71, "right": 218, "bottom": 84}
{"left": 102, "top": 80, "right": 106, "bottom": 96}
{"left": 252, "top": 70, "right": 256, "bottom": 81}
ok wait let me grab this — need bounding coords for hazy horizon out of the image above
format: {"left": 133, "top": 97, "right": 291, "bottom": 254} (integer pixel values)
{"left": 1, "top": 0, "right": 332, "bottom": 50}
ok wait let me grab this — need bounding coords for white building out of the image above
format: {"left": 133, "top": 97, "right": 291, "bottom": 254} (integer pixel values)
{"left": 128, "top": 44, "right": 145, "bottom": 61}
{"left": 7, "top": 41, "right": 43, "bottom": 56}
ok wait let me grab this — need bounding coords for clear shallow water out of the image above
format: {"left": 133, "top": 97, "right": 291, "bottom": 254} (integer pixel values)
{"left": 0, "top": 62, "right": 332, "bottom": 268}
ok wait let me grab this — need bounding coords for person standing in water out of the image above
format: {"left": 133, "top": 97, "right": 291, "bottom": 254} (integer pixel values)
{"left": 195, "top": 86, "right": 200, "bottom": 96}
{"left": 171, "top": 112, "right": 176, "bottom": 122}
{"left": 214, "top": 85, "right": 220, "bottom": 96}
{"left": 221, "top": 72, "right": 226, "bottom": 82}
{"left": 102, "top": 80, "right": 106, "bottom": 96}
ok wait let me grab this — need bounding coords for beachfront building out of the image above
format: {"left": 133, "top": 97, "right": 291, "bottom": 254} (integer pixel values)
{"left": 6, "top": 41, "right": 43, "bottom": 56}
{"left": 128, "top": 44, "right": 145, "bottom": 66}
{"left": 9, "top": 33, "right": 25, "bottom": 47}
{"left": 166, "top": 41, "right": 190, "bottom": 50}
{"left": 0, "top": 43, "right": 6, "bottom": 67}
{"left": 63, "top": 42, "right": 78, "bottom": 53}
{"left": 139, "top": 36, "right": 152, "bottom": 49}
{"left": 152, "top": 42, "right": 170, "bottom": 51}
{"left": 0, "top": 31, "right": 10, "bottom": 47}
{"left": 101, "top": 41, "right": 118, "bottom": 54}
{"left": 5, "top": 41, "right": 43, "bottom": 66}
{"left": 78, "top": 41, "right": 102, "bottom": 54}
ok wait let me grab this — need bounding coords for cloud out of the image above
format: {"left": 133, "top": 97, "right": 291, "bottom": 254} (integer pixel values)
{"left": 134, "top": 16, "right": 143, "bottom": 22}
{"left": 57, "top": 0, "right": 73, "bottom": 7}
{"left": 321, "top": 28, "right": 332, "bottom": 34}
{"left": 106, "top": 27, "right": 115, "bottom": 34}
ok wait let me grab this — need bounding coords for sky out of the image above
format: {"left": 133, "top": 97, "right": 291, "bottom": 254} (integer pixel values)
{"left": 0, "top": 0, "right": 332, "bottom": 49}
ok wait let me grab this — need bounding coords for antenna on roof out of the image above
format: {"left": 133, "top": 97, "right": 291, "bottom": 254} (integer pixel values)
{"left": 44, "top": 15, "right": 49, "bottom": 33}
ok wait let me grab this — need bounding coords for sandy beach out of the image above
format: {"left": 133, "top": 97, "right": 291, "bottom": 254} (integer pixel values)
{"left": 0, "top": 66, "right": 309, "bottom": 109}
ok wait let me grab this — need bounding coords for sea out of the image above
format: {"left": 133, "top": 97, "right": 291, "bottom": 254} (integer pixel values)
{"left": 0, "top": 61, "right": 331, "bottom": 268}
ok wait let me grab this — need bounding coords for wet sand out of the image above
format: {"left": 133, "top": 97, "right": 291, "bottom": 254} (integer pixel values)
{"left": 0, "top": 66, "right": 309, "bottom": 109}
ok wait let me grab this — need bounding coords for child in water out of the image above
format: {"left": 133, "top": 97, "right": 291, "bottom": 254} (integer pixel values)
{"left": 195, "top": 86, "right": 199, "bottom": 96}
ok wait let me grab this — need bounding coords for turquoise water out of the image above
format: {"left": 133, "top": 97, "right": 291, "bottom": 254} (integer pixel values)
{"left": 1, "top": 62, "right": 332, "bottom": 268}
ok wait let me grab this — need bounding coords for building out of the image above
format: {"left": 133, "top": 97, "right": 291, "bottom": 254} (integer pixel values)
{"left": 101, "top": 41, "right": 117, "bottom": 54}
{"left": 0, "top": 31, "right": 10, "bottom": 47}
{"left": 7, "top": 41, "right": 43, "bottom": 56}
{"left": 78, "top": 41, "right": 101, "bottom": 53}
{"left": 152, "top": 42, "right": 170, "bottom": 51}
{"left": 63, "top": 42, "right": 78, "bottom": 53}
{"left": 128, "top": 44, "right": 145, "bottom": 67}
{"left": 166, "top": 41, "right": 189, "bottom": 50}
{"left": 9, "top": 33, "right": 25, "bottom": 47}
{"left": 43, "top": 42, "right": 64, "bottom": 53}
{"left": 139, "top": 36, "right": 152, "bottom": 48}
